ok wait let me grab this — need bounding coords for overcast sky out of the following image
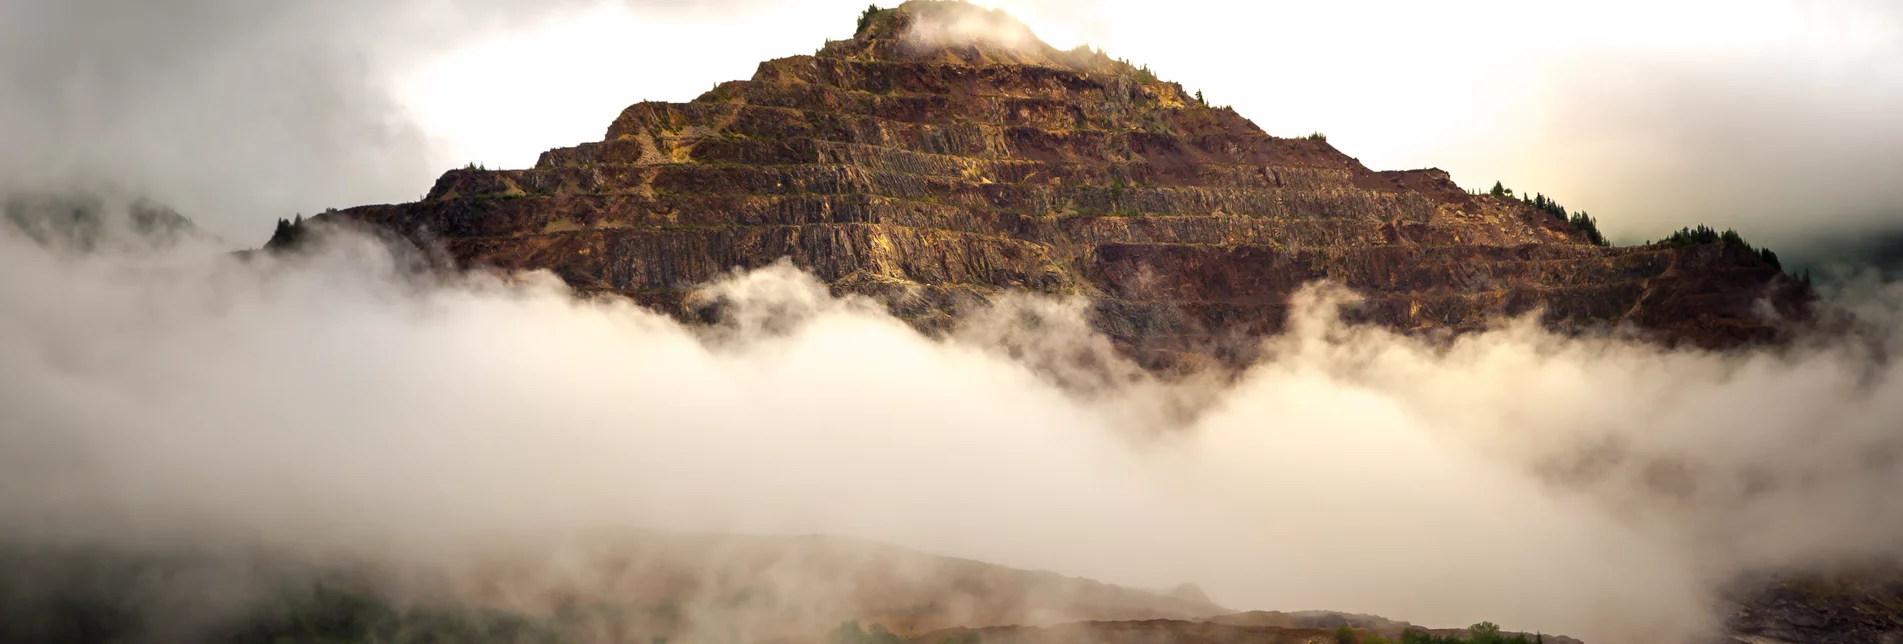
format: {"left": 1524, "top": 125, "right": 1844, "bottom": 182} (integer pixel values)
{"left": 3, "top": 0, "right": 1899, "bottom": 250}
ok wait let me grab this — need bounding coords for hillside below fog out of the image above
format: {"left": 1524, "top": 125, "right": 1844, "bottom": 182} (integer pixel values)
{"left": 2, "top": 534, "right": 1597, "bottom": 644}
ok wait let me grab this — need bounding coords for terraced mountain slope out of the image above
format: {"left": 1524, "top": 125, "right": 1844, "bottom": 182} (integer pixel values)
{"left": 296, "top": 0, "right": 1806, "bottom": 369}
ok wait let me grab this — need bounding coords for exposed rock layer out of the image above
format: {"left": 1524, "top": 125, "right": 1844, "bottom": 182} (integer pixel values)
{"left": 300, "top": 0, "right": 1806, "bottom": 369}
{"left": 1714, "top": 572, "right": 1903, "bottom": 644}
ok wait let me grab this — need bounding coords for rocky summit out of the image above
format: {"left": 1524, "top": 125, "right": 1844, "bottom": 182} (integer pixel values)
{"left": 293, "top": 0, "right": 1807, "bottom": 370}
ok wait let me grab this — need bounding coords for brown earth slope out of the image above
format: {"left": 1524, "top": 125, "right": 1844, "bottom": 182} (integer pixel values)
{"left": 292, "top": 0, "right": 1807, "bottom": 372}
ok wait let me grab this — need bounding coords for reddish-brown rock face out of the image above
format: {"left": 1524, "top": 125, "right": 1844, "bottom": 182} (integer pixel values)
{"left": 307, "top": 0, "right": 1807, "bottom": 370}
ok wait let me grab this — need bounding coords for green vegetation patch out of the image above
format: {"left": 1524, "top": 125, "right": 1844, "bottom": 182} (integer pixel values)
{"left": 1340, "top": 621, "right": 1548, "bottom": 644}
{"left": 1657, "top": 224, "right": 1785, "bottom": 271}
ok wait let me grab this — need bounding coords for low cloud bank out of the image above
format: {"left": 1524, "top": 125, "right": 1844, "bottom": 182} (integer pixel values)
{"left": 4, "top": 227, "right": 1902, "bottom": 643}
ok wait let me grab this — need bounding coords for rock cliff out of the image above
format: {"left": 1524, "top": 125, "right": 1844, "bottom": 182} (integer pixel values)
{"left": 295, "top": 0, "right": 1807, "bottom": 370}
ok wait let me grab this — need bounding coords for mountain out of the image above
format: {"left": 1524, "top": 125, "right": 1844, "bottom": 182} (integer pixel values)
{"left": 248, "top": 2, "right": 1842, "bottom": 638}
{"left": 4, "top": 190, "right": 215, "bottom": 253}
{"left": 286, "top": 0, "right": 1808, "bottom": 372}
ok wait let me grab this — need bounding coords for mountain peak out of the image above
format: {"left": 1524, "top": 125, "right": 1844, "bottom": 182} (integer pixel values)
{"left": 830, "top": 1, "right": 1113, "bottom": 71}
{"left": 855, "top": 2, "right": 1038, "bottom": 46}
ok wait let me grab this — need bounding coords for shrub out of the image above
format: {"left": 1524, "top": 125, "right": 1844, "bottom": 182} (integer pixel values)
{"left": 1655, "top": 225, "right": 1786, "bottom": 270}
{"left": 830, "top": 620, "right": 867, "bottom": 644}
{"left": 1757, "top": 247, "right": 1783, "bottom": 271}
{"left": 1568, "top": 211, "right": 1609, "bottom": 246}
{"left": 830, "top": 620, "right": 902, "bottom": 644}
{"left": 1305, "top": 132, "right": 1328, "bottom": 142}
{"left": 267, "top": 215, "right": 308, "bottom": 250}
{"left": 220, "top": 582, "right": 562, "bottom": 644}
{"left": 1335, "top": 623, "right": 1358, "bottom": 644}
{"left": 856, "top": 4, "right": 882, "bottom": 33}
{"left": 1506, "top": 190, "right": 1609, "bottom": 246}
{"left": 1395, "top": 624, "right": 1540, "bottom": 644}
{"left": 1660, "top": 224, "right": 1722, "bottom": 247}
